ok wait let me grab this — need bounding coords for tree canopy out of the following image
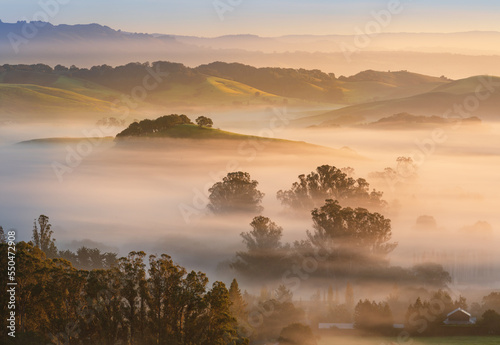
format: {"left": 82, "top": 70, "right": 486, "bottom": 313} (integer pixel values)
{"left": 232, "top": 216, "right": 289, "bottom": 280}
{"left": 0, "top": 242, "right": 247, "bottom": 345}
{"left": 208, "top": 172, "right": 265, "bottom": 214}
{"left": 195, "top": 116, "right": 213, "bottom": 128}
{"left": 307, "top": 199, "right": 397, "bottom": 269}
{"left": 32, "top": 214, "right": 58, "bottom": 258}
{"left": 116, "top": 114, "right": 193, "bottom": 137}
{"left": 277, "top": 165, "right": 386, "bottom": 211}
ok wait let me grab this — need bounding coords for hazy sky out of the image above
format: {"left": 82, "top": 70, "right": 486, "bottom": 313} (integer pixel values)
{"left": 1, "top": 0, "right": 500, "bottom": 36}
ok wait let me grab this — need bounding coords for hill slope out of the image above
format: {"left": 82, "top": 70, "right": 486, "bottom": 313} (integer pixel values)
{"left": 299, "top": 76, "right": 500, "bottom": 127}
{"left": 0, "top": 84, "right": 116, "bottom": 122}
{"left": 0, "top": 62, "right": 455, "bottom": 124}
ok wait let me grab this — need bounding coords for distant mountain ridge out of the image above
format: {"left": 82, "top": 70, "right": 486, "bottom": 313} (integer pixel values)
{"left": 3, "top": 20, "right": 500, "bottom": 78}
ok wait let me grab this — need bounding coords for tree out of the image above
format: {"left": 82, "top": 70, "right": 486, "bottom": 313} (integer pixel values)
{"left": 354, "top": 300, "right": 393, "bottom": 334}
{"left": 307, "top": 200, "right": 397, "bottom": 269}
{"left": 32, "top": 215, "right": 58, "bottom": 258}
{"left": 404, "top": 290, "right": 456, "bottom": 335}
{"left": 0, "top": 226, "right": 6, "bottom": 243}
{"left": 327, "top": 285, "right": 334, "bottom": 307}
{"left": 411, "top": 263, "right": 451, "bottom": 288}
{"left": 345, "top": 282, "right": 354, "bottom": 311}
{"left": 208, "top": 172, "right": 265, "bottom": 214}
{"left": 147, "top": 254, "right": 186, "bottom": 344}
{"left": 278, "top": 323, "right": 317, "bottom": 345}
{"left": 118, "top": 251, "right": 147, "bottom": 344}
{"left": 277, "top": 165, "right": 386, "bottom": 211}
{"left": 482, "top": 292, "right": 500, "bottom": 313}
{"left": 479, "top": 310, "right": 500, "bottom": 335}
{"left": 116, "top": 114, "right": 193, "bottom": 137}
{"left": 229, "top": 279, "right": 247, "bottom": 319}
{"left": 232, "top": 216, "right": 289, "bottom": 280}
{"left": 195, "top": 116, "right": 214, "bottom": 128}
{"left": 204, "top": 282, "right": 240, "bottom": 345}
{"left": 369, "top": 156, "right": 418, "bottom": 192}
{"left": 274, "top": 285, "right": 293, "bottom": 303}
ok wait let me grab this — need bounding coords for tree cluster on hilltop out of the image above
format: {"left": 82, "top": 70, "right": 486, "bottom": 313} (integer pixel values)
{"left": 116, "top": 114, "right": 193, "bottom": 137}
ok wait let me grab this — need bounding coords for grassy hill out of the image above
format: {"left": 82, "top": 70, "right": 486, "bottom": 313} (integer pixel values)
{"left": 3, "top": 62, "right": 492, "bottom": 126}
{"left": 0, "top": 83, "right": 117, "bottom": 122}
{"left": 298, "top": 76, "right": 500, "bottom": 127}
{"left": 17, "top": 124, "right": 363, "bottom": 159}
{"left": 337, "top": 70, "right": 449, "bottom": 103}
{"left": 195, "top": 62, "right": 449, "bottom": 104}
{"left": 147, "top": 76, "right": 294, "bottom": 107}
{"left": 1, "top": 62, "right": 453, "bottom": 108}
{"left": 18, "top": 137, "right": 115, "bottom": 145}
{"left": 117, "top": 123, "right": 294, "bottom": 141}
{"left": 359, "top": 112, "right": 482, "bottom": 130}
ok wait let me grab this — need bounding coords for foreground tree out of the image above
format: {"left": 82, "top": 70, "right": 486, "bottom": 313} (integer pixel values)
{"left": 32, "top": 215, "right": 58, "bottom": 258}
{"left": 277, "top": 165, "right": 386, "bottom": 211}
{"left": 229, "top": 279, "right": 247, "bottom": 320}
{"left": 0, "top": 226, "right": 6, "bottom": 243}
{"left": 208, "top": 172, "right": 265, "bottom": 214}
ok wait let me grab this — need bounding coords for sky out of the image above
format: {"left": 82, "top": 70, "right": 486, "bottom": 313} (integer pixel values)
{"left": 1, "top": 0, "right": 500, "bottom": 37}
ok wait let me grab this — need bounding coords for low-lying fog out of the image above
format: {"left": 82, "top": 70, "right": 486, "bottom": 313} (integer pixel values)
{"left": 1, "top": 108, "right": 499, "bottom": 299}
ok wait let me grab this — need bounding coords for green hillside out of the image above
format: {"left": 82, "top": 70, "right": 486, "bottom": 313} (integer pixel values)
{"left": 147, "top": 76, "right": 295, "bottom": 107}
{"left": 430, "top": 75, "right": 500, "bottom": 95}
{"left": 51, "top": 76, "right": 125, "bottom": 101}
{"left": 196, "top": 62, "right": 450, "bottom": 104}
{"left": 0, "top": 62, "right": 461, "bottom": 124}
{"left": 299, "top": 76, "right": 500, "bottom": 127}
{"left": 337, "top": 70, "right": 449, "bottom": 103}
{"left": 119, "top": 123, "right": 292, "bottom": 141}
{"left": 0, "top": 84, "right": 117, "bottom": 122}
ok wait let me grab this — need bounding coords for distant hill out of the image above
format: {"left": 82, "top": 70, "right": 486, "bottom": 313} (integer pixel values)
{"left": 360, "top": 112, "right": 481, "bottom": 130}
{"left": 195, "top": 62, "right": 449, "bottom": 104}
{"left": 3, "top": 21, "right": 500, "bottom": 78}
{"left": 17, "top": 115, "right": 363, "bottom": 159}
{"left": 0, "top": 83, "right": 116, "bottom": 123}
{"left": 299, "top": 76, "right": 500, "bottom": 127}
{"left": 0, "top": 61, "right": 455, "bottom": 124}
{"left": 113, "top": 123, "right": 363, "bottom": 159}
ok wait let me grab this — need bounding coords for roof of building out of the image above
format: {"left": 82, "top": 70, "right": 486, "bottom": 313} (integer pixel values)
{"left": 446, "top": 308, "right": 471, "bottom": 318}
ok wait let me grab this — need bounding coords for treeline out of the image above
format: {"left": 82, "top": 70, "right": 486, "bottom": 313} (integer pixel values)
{"left": 116, "top": 114, "right": 193, "bottom": 137}
{"left": 0, "top": 240, "right": 248, "bottom": 345}
{"left": 350, "top": 290, "right": 500, "bottom": 336}
{"left": 0, "top": 62, "right": 205, "bottom": 94}
{"left": 0, "top": 220, "right": 316, "bottom": 345}
{"left": 0, "top": 61, "right": 346, "bottom": 102}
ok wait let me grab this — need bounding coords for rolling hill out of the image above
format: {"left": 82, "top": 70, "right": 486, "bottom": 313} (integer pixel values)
{"left": 359, "top": 112, "right": 482, "bottom": 130}
{"left": 0, "top": 83, "right": 117, "bottom": 122}
{"left": 0, "top": 61, "right": 457, "bottom": 124}
{"left": 298, "top": 76, "right": 500, "bottom": 127}
{"left": 17, "top": 124, "right": 363, "bottom": 160}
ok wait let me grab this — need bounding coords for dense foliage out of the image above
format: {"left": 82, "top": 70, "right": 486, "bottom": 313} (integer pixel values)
{"left": 354, "top": 299, "right": 393, "bottom": 333}
{"left": 116, "top": 114, "right": 193, "bottom": 137}
{"left": 207, "top": 172, "right": 265, "bottom": 214}
{"left": 277, "top": 165, "right": 386, "bottom": 211}
{"left": 0, "top": 242, "right": 247, "bottom": 345}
